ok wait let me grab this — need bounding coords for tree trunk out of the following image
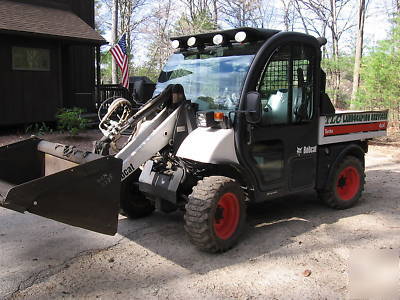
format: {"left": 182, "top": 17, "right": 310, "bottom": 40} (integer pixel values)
{"left": 111, "top": 0, "right": 119, "bottom": 84}
{"left": 330, "top": 0, "right": 340, "bottom": 106}
{"left": 294, "top": 0, "right": 309, "bottom": 34}
{"left": 282, "top": 0, "right": 290, "bottom": 31}
{"left": 350, "top": 0, "right": 366, "bottom": 109}
{"left": 212, "top": 0, "right": 218, "bottom": 28}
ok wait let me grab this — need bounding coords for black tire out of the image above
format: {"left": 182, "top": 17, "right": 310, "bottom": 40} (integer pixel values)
{"left": 318, "top": 156, "right": 365, "bottom": 209}
{"left": 120, "top": 176, "right": 155, "bottom": 219}
{"left": 184, "top": 176, "right": 246, "bottom": 253}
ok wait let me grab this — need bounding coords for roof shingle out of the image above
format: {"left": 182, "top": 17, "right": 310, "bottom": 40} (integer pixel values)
{"left": 0, "top": 0, "right": 106, "bottom": 44}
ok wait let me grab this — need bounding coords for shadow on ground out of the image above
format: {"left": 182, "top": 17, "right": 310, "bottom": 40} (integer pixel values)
{"left": 116, "top": 168, "right": 398, "bottom": 274}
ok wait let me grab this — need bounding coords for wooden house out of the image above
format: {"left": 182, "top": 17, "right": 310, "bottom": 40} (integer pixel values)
{"left": 0, "top": 0, "right": 106, "bottom": 126}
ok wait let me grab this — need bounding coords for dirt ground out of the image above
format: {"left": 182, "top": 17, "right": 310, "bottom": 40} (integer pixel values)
{"left": 0, "top": 129, "right": 102, "bottom": 151}
{"left": 0, "top": 130, "right": 399, "bottom": 299}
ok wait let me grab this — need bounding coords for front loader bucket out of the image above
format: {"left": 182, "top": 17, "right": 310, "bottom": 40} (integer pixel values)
{"left": 0, "top": 138, "right": 122, "bottom": 235}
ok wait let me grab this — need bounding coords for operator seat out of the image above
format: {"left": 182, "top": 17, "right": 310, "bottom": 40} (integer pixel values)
{"left": 320, "top": 70, "right": 335, "bottom": 115}
{"left": 169, "top": 85, "right": 197, "bottom": 154}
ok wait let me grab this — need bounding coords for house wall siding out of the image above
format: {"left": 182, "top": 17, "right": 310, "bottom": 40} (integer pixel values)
{"left": 0, "top": 36, "right": 61, "bottom": 125}
{"left": 0, "top": 0, "right": 98, "bottom": 125}
{"left": 69, "top": 0, "right": 95, "bottom": 27}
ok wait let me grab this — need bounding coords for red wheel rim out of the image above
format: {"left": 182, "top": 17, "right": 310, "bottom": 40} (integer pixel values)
{"left": 336, "top": 166, "right": 360, "bottom": 201}
{"left": 213, "top": 192, "right": 240, "bottom": 240}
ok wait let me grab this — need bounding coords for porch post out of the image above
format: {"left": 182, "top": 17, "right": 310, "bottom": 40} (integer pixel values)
{"left": 95, "top": 45, "right": 101, "bottom": 107}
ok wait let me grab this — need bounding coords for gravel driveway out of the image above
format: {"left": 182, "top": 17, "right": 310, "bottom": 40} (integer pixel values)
{"left": 0, "top": 131, "right": 399, "bottom": 299}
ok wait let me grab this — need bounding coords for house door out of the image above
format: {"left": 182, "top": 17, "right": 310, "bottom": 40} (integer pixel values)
{"left": 62, "top": 45, "right": 96, "bottom": 112}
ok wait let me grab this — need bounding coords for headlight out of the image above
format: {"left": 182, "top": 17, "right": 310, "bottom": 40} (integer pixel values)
{"left": 187, "top": 37, "right": 196, "bottom": 47}
{"left": 197, "top": 112, "right": 207, "bottom": 127}
{"left": 196, "top": 111, "right": 226, "bottom": 128}
{"left": 213, "top": 34, "right": 224, "bottom": 45}
{"left": 235, "top": 31, "right": 247, "bottom": 43}
{"left": 171, "top": 40, "right": 180, "bottom": 49}
{"left": 196, "top": 111, "right": 215, "bottom": 127}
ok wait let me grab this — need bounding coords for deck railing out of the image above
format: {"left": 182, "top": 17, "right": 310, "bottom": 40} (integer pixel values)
{"left": 96, "top": 84, "right": 132, "bottom": 108}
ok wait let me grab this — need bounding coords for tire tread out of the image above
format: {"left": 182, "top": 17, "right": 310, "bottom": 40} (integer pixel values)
{"left": 184, "top": 176, "right": 246, "bottom": 252}
{"left": 318, "top": 155, "right": 365, "bottom": 209}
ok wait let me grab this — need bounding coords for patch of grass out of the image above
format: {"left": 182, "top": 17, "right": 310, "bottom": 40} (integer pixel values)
{"left": 25, "top": 122, "right": 53, "bottom": 135}
{"left": 56, "top": 108, "right": 89, "bottom": 136}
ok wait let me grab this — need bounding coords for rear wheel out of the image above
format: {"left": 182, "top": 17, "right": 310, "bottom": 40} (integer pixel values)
{"left": 318, "top": 156, "right": 365, "bottom": 209}
{"left": 184, "top": 176, "right": 246, "bottom": 253}
{"left": 120, "top": 176, "right": 155, "bottom": 218}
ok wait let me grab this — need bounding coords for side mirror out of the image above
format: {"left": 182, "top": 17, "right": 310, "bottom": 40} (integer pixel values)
{"left": 244, "top": 91, "right": 262, "bottom": 124}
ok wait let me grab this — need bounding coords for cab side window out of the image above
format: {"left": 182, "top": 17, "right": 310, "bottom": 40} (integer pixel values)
{"left": 258, "top": 44, "right": 314, "bottom": 126}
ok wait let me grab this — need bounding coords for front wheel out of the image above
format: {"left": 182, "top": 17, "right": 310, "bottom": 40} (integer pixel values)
{"left": 184, "top": 176, "right": 246, "bottom": 253}
{"left": 120, "top": 176, "right": 155, "bottom": 219}
{"left": 318, "top": 156, "right": 365, "bottom": 209}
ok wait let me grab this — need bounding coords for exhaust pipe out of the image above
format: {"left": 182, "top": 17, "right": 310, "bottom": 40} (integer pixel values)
{"left": 0, "top": 138, "right": 122, "bottom": 235}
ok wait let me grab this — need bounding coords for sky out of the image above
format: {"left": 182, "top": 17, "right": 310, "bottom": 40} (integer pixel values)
{"left": 364, "top": 0, "right": 393, "bottom": 45}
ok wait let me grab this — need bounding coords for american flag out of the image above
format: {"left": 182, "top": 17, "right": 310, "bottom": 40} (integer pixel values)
{"left": 110, "top": 34, "right": 129, "bottom": 89}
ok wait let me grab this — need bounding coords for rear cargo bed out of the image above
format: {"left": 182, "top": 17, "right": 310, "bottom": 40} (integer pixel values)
{"left": 318, "top": 110, "right": 388, "bottom": 145}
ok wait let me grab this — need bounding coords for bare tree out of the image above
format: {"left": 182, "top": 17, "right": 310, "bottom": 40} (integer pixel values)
{"left": 101, "top": 0, "right": 150, "bottom": 76}
{"left": 293, "top": 0, "right": 309, "bottom": 34}
{"left": 211, "top": 0, "right": 219, "bottom": 27}
{"left": 220, "top": 0, "right": 272, "bottom": 28}
{"left": 146, "top": 0, "right": 175, "bottom": 73}
{"left": 281, "top": 0, "right": 296, "bottom": 31}
{"left": 182, "top": 0, "right": 210, "bottom": 20}
{"left": 297, "top": 0, "right": 356, "bottom": 106}
{"left": 257, "top": 1, "right": 275, "bottom": 28}
{"left": 95, "top": 0, "right": 106, "bottom": 34}
{"left": 176, "top": 0, "right": 218, "bottom": 34}
{"left": 350, "top": 0, "right": 368, "bottom": 108}
{"left": 395, "top": 0, "right": 400, "bottom": 13}
{"left": 118, "top": 0, "right": 150, "bottom": 59}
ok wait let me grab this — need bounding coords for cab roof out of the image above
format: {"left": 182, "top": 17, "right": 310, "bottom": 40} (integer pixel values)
{"left": 171, "top": 27, "right": 280, "bottom": 46}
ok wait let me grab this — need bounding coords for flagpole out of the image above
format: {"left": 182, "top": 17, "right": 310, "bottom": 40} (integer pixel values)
{"left": 111, "top": 0, "right": 118, "bottom": 84}
{"left": 110, "top": 34, "right": 130, "bottom": 91}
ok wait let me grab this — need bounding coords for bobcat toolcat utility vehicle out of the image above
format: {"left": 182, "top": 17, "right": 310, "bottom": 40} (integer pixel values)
{"left": 0, "top": 28, "right": 388, "bottom": 252}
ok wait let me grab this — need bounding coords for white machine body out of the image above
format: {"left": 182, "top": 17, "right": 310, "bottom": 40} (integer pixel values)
{"left": 115, "top": 108, "right": 180, "bottom": 181}
{"left": 176, "top": 127, "right": 239, "bottom": 164}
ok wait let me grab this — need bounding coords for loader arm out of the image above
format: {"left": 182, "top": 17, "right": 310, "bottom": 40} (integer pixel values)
{"left": 0, "top": 85, "right": 186, "bottom": 235}
{"left": 116, "top": 107, "right": 181, "bottom": 180}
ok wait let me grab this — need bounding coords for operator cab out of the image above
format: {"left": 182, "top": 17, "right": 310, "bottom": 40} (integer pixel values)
{"left": 155, "top": 27, "right": 330, "bottom": 202}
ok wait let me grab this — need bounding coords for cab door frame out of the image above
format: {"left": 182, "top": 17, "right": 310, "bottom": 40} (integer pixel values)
{"left": 235, "top": 32, "right": 322, "bottom": 202}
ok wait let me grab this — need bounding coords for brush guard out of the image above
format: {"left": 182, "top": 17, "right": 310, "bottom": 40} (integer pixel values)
{"left": 0, "top": 138, "right": 122, "bottom": 235}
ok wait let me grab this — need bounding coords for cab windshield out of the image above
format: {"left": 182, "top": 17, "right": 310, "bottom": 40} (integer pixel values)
{"left": 154, "top": 44, "right": 260, "bottom": 111}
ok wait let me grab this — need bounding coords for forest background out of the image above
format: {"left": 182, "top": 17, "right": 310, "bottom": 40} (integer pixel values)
{"left": 95, "top": 0, "right": 400, "bottom": 126}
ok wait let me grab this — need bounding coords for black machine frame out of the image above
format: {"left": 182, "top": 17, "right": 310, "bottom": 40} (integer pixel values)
{"left": 234, "top": 31, "right": 323, "bottom": 202}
